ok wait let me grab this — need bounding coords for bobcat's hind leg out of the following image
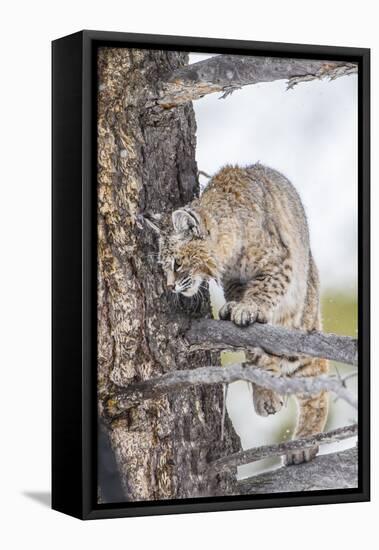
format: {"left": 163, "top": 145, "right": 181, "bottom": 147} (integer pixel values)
{"left": 285, "top": 359, "right": 329, "bottom": 465}
{"left": 247, "top": 352, "right": 284, "bottom": 417}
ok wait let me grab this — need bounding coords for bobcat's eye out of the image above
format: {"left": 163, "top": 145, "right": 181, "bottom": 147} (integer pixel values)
{"left": 173, "top": 258, "right": 182, "bottom": 272}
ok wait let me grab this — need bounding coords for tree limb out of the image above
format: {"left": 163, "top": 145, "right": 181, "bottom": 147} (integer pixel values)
{"left": 185, "top": 319, "right": 357, "bottom": 365}
{"left": 106, "top": 363, "right": 357, "bottom": 416}
{"left": 210, "top": 424, "right": 357, "bottom": 473}
{"left": 158, "top": 55, "right": 358, "bottom": 107}
{"left": 235, "top": 446, "right": 358, "bottom": 494}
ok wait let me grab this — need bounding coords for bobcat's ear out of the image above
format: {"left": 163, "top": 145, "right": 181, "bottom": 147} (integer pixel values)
{"left": 172, "top": 208, "right": 202, "bottom": 237}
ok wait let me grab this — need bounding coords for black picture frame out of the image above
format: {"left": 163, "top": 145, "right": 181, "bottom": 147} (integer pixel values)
{"left": 52, "top": 30, "right": 370, "bottom": 520}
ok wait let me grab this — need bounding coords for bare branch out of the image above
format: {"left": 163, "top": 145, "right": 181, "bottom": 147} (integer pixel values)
{"left": 185, "top": 319, "right": 357, "bottom": 365}
{"left": 235, "top": 446, "right": 358, "bottom": 494}
{"left": 198, "top": 169, "right": 212, "bottom": 179}
{"left": 158, "top": 55, "right": 358, "bottom": 106}
{"left": 106, "top": 363, "right": 357, "bottom": 416}
{"left": 343, "top": 372, "right": 358, "bottom": 384}
{"left": 210, "top": 424, "right": 357, "bottom": 473}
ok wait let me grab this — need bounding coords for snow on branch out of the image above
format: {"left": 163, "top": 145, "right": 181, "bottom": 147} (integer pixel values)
{"left": 158, "top": 55, "right": 358, "bottom": 107}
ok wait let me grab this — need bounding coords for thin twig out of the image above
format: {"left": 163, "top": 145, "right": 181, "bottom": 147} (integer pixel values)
{"left": 220, "top": 383, "right": 229, "bottom": 442}
{"left": 343, "top": 372, "right": 358, "bottom": 384}
{"left": 198, "top": 170, "right": 212, "bottom": 179}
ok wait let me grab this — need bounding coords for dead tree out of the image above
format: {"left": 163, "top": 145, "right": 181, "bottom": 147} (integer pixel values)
{"left": 97, "top": 48, "right": 358, "bottom": 501}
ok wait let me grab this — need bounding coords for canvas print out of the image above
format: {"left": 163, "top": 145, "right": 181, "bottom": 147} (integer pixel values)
{"left": 96, "top": 47, "right": 358, "bottom": 504}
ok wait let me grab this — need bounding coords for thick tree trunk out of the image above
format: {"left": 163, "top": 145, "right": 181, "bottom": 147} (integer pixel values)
{"left": 97, "top": 47, "right": 241, "bottom": 502}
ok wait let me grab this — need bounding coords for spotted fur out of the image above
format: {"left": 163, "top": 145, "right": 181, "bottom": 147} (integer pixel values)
{"left": 159, "top": 163, "right": 329, "bottom": 464}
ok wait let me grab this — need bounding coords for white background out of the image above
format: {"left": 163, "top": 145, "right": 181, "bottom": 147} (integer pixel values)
{"left": 0, "top": 1, "right": 376, "bottom": 549}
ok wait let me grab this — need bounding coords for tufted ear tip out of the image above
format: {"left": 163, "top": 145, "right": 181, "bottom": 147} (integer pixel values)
{"left": 172, "top": 208, "right": 201, "bottom": 236}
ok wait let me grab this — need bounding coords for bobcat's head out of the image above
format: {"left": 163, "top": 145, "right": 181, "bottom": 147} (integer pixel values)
{"left": 159, "top": 207, "right": 219, "bottom": 297}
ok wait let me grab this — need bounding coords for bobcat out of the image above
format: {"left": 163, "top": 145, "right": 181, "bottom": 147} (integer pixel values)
{"left": 159, "top": 163, "right": 328, "bottom": 465}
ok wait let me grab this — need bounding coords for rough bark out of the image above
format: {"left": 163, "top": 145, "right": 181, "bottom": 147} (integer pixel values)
{"left": 104, "top": 364, "right": 357, "bottom": 415}
{"left": 158, "top": 55, "right": 358, "bottom": 107}
{"left": 97, "top": 47, "right": 241, "bottom": 502}
{"left": 236, "top": 447, "right": 358, "bottom": 494}
{"left": 185, "top": 319, "right": 357, "bottom": 365}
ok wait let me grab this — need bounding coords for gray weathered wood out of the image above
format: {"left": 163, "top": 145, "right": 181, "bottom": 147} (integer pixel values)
{"left": 185, "top": 319, "right": 357, "bottom": 365}
{"left": 158, "top": 55, "right": 358, "bottom": 106}
{"left": 210, "top": 424, "right": 357, "bottom": 472}
{"left": 235, "top": 446, "right": 358, "bottom": 494}
{"left": 105, "top": 363, "right": 357, "bottom": 416}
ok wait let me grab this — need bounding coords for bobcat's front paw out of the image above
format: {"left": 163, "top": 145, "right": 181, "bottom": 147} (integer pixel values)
{"left": 284, "top": 445, "right": 319, "bottom": 466}
{"left": 253, "top": 386, "right": 283, "bottom": 417}
{"left": 219, "top": 301, "right": 269, "bottom": 326}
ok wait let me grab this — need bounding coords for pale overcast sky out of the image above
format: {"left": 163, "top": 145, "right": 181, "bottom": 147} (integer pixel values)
{"left": 189, "top": 53, "right": 358, "bottom": 295}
